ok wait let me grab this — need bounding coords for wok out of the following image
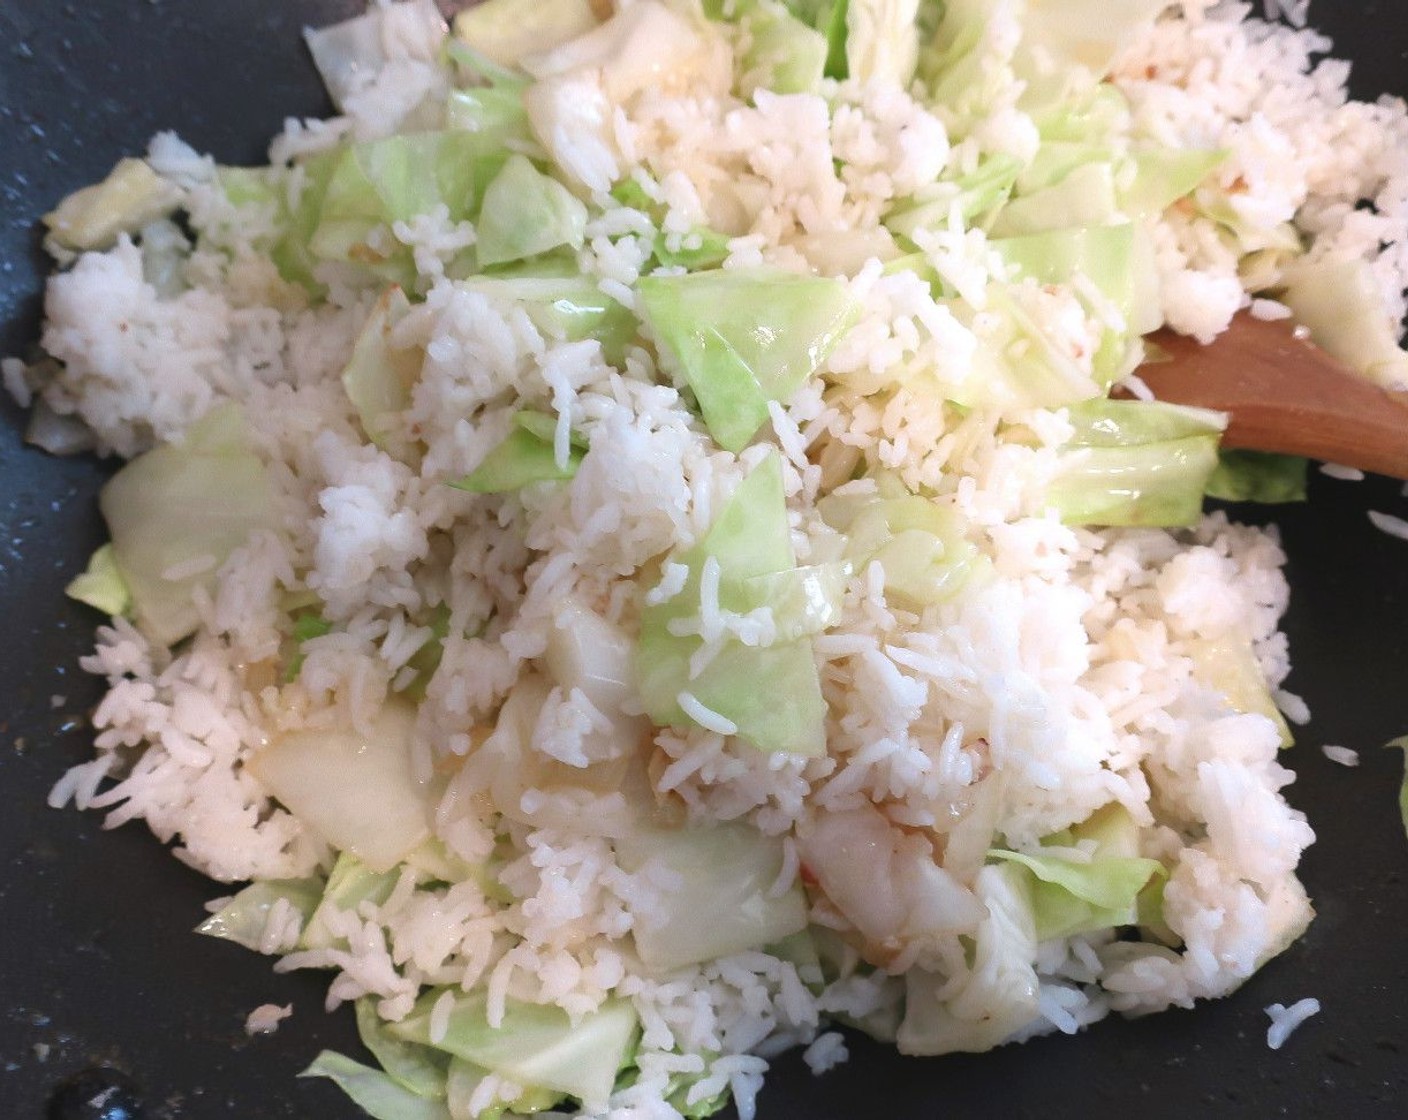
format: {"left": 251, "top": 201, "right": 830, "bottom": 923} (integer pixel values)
{"left": 2, "top": 2, "right": 1406, "bottom": 1116}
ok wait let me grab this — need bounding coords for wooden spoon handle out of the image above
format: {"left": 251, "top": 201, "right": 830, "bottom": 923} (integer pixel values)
{"left": 1137, "top": 312, "right": 1408, "bottom": 479}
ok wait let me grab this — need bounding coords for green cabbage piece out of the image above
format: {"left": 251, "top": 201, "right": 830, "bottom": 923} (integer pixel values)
{"left": 301, "top": 853, "right": 402, "bottom": 950}
{"left": 445, "top": 1058, "right": 564, "bottom": 1120}
{"left": 450, "top": 411, "right": 586, "bottom": 493}
{"left": 356, "top": 999, "right": 451, "bottom": 1101}
{"left": 917, "top": 0, "right": 1021, "bottom": 134}
{"left": 43, "top": 158, "right": 181, "bottom": 252}
{"left": 993, "top": 223, "right": 1160, "bottom": 335}
{"left": 654, "top": 227, "right": 733, "bottom": 272}
{"left": 1278, "top": 256, "right": 1408, "bottom": 388}
{"left": 1015, "top": 140, "right": 1113, "bottom": 196}
{"left": 844, "top": 0, "right": 921, "bottom": 87}
{"left": 1122, "top": 147, "right": 1226, "bottom": 218}
{"left": 99, "top": 404, "right": 278, "bottom": 647}
{"left": 451, "top": 0, "right": 600, "bottom": 69}
{"left": 303, "top": 1, "right": 447, "bottom": 111}
{"left": 475, "top": 155, "right": 589, "bottom": 269}
{"left": 283, "top": 611, "right": 334, "bottom": 683}
{"left": 445, "top": 87, "right": 535, "bottom": 151}
{"left": 636, "top": 268, "right": 858, "bottom": 452}
{"left": 458, "top": 277, "right": 638, "bottom": 367}
{"left": 736, "top": 0, "right": 828, "bottom": 97}
{"left": 818, "top": 477, "right": 984, "bottom": 609}
{"left": 1046, "top": 398, "right": 1226, "bottom": 527}
{"left": 65, "top": 543, "right": 132, "bottom": 618}
{"left": 609, "top": 180, "right": 731, "bottom": 273}
{"left": 987, "top": 803, "right": 1165, "bottom": 942}
{"left": 1185, "top": 633, "right": 1293, "bottom": 748}
{"left": 391, "top": 990, "right": 638, "bottom": 1110}
{"left": 1205, "top": 450, "right": 1307, "bottom": 504}
{"left": 195, "top": 878, "right": 324, "bottom": 951}
{"left": 774, "top": 0, "right": 851, "bottom": 79}
{"left": 1388, "top": 737, "right": 1408, "bottom": 842}
{"left": 635, "top": 452, "right": 832, "bottom": 755}
{"left": 269, "top": 150, "right": 341, "bottom": 296}
{"left": 939, "top": 286, "right": 1102, "bottom": 409}
{"left": 895, "top": 863, "right": 1039, "bottom": 1055}
{"left": 614, "top": 822, "right": 809, "bottom": 971}
{"left": 885, "top": 153, "right": 1022, "bottom": 240}
{"left": 989, "top": 161, "right": 1119, "bottom": 238}
{"left": 343, "top": 286, "right": 421, "bottom": 458}
{"left": 1195, "top": 192, "right": 1302, "bottom": 257}
{"left": 215, "top": 154, "right": 341, "bottom": 297}
{"left": 309, "top": 132, "right": 506, "bottom": 286}
{"left": 992, "top": 222, "right": 1162, "bottom": 382}
{"left": 1017, "top": 0, "right": 1169, "bottom": 82}
{"left": 300, "top": 1051, "right": 452, "bottom": 1120}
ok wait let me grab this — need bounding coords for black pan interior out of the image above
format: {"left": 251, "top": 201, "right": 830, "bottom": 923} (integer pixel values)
{"left": 2, "top": 3, "right": 1407, "bottom": 1117}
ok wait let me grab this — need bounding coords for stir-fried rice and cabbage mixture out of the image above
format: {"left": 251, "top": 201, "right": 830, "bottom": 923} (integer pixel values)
{"left": 9, "top": 0, "right": 1408, "bottom": 1116}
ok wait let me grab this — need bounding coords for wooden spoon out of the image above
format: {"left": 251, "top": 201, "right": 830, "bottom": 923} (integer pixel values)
{"left": 1131, "top": 311, "right": 1408, "bottom": 479}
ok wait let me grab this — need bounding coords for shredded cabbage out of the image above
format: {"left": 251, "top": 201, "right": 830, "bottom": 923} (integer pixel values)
{"left": 301, "top": 1051, "right": 453, "bottom": 1120}
{"left": 391, "top": 991, "right": 638, "bottom": 1110}
{"left": 637, "top": 269, "right": 858, "bottom": 452}
{"left": 99, "top": 404, "right": 277, "bottom": 646}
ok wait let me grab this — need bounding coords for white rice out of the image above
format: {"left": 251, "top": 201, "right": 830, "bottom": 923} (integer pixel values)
{"left": 1321, "top": 745, "right": 1360, "bottom": 767}
{"left": 1265, "top": 997, "right": 1321, "bottom": 1049}
{"left": 245, "top": 1002, "right": 293, "bottom": 1036}
{"left": 1369, "top": 510, "right": 1408, "bottom": 541}
{"left": 12, "top": 0, "right": 1408, "bottom": 1115}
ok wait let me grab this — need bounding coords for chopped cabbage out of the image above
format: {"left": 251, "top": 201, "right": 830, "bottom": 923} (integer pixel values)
{"left": 1279, "top": 256, "right": 1408, "bottom": 389}
{"left": 475, "top": 155, "right": 589, "bottom": 268}
{"left": 1122, "top": 147, "right": 1226, "bottom": 219}
{"left": 636, "top": 269, "right": 858, "bottom": 452}
{"left": 459, "top": 276, "right": 638, "bottom": 366}
{"left": 391, "top": 990, "right": 638, "bottom": 1110}
{"left": 99, "top": 404, "right": 277, "bottom": 647}
{"left": 896, "top": 863, "right": 1039, "bottom": 1054}
{"left": 1186, "top": 633, "right": 1294, "bottom": 747}
{"left": 450, "top": 411, "right": 586, "bottom": 493}
{"left": 300, "top": 1051, "right": 452, "bottom": 1120}
{"left": 302, "top": 854, "right": 405, "bottom": 950}
{"left": 1047, "top": 398, "right": 1226, "bottom": 527}
{"left": 1204, "top": 450, "right": 1307, "bottom": 505}
{"left": 844, "top": 0, "right": 921, "bottom": 87}
{"left": 988, "top": 803, "right": 1166, "bottom": 942}
{"left": 445, "top": 86, "right": 535, "bottom": 152}
{"left": 615, "top": 823, "right": 809, "bottom": 971}
{"left": 736, "top": 1, "right": 829, "bottom": 97}
{"left": 635, "top": 452, "right": 832, "bottom": 755}
{"left": 309, "top": 132, "right": 507, "bottom": 285}
{"left": 451, "top": 0, "right": 601, "bottom": 69}
{"left": 445, "top": 1059, "right": 563, "bottom": 1120}
{"left": 356, "top": 999, "right": 451, "bottom": 1100}
{"left": 43, "top": 158, "right": 181, "bottom": 252}
{"left": 343, "top": 287, "right": 420, "bottom": 459}
{"left": 247, "top": 700, "right": 433, "bottom": 873}
{"left": 196, "top": 878, "right": 323, "bottom": 951}
{"left": 65, "top": 543, "right": 132, "bottom": 618}
{"left": 819, "top": 477, "right": 984, "bottom": 608}
{"left": 304, "top": 0, "right": 447, "bottom": 109}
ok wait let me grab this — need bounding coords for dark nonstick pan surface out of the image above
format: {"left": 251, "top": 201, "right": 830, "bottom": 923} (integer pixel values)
{"left": 3, "top": 3, "right": 1407, "bottom": 1117}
